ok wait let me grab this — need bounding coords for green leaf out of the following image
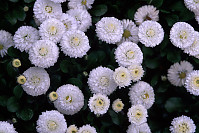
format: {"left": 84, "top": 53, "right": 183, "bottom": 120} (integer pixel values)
{"left": 7, "top": 97, "right": 20, "bottom": 112}
{"left": 14, "top": 7, "right": 26, "bottom": 21}
{"left": 0, "top": 95, "right": 9, "bottom": 107}
{"left": 150, "top": 0, "right": 164, "bottom": 8}
{"left": 165, "top": 97, "right": 184, "bottom": 113}
{"left": 144, "top": 58, "right": 160, "bottom": 69}
{"left": 13, "top": 85, "right": 23, "bottom": 99}
{"left": 0, "top": 1, "right": 8, "bottom": 11}
{"left": 9, "top": 0, "right": 19, "bottom": 2}
{"left": 24, "top": 0, "right": 35, "bottom": 3}
{"left": 91, "top": 4, "right": 108, "bottom": 16}
{"left": 60, "top": 60, "right": 69, "bottom": 73}
{"left": 7, "top": 47, "right": 20, "bottom": 57}
{"left": 6, "top": 62, "right": 18, "bottom": 77}
{"left": 16, "top": 108, "right": 33, "bottom": 121}
{"left": 165, "top": 15, "right": 179, "bottom": 27}
{"left": 167, "top": 50, "right": 181, "bottom": 63}
{"left": 5, "top": 11, "right": 17, "bottom": 25}
{"left": 67, "top": 78, "right": 83, "bottom": 89}
{"left": 151, "top": 74, "right": 159, "bottom": 86}
{"left": 108, "top": 110, "right": 120, "bottom": 125}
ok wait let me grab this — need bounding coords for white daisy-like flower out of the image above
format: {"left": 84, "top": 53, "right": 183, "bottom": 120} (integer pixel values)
{"left": 112, "top": 98, "right": 124, "bottom": 113}
{"left": 88, "top": 93, "right": 110, "bottom": 116}
{"left": 138, "top": 20, "right": 164, "bottom": 47}
{"left": 60, "top": 30, "right": 90, "bottom": 58}
{"left": 170, "top": 115, "right": 196, "bottom": 133}
{"left": 22, "top": 67, "right": 50, "bottom": 96}
{"left": 68, "top": 0, "right": 95, "bottom": 10}
{"left": 184, "top": 0, "right": 199, "bottom": 13}
{"left": 95, "top": 17, "right": 123, "bottom": 44}
{"left": 67, "top": 125, "right": 78, "bottom": 133}
{"left": 54, "top": 84, "right": 84, "bottom": 115}
{"left": 185, "top": 70, "right": 199, "bottom": 96}
{"left": 33, "top": 0, "right": 62, "bottom": 23}
{"left": 167, "top": 61, "right": 193, "bottom": 87}
{"left": 0, "top": 121, "right": 17, "bottom": 133}
{"left": 127, "top": 123, "right": 151, "bottom": 133}
{"left": 49, "top": 0, "right": 67, "bottom": 3}
{"left": 36, "top": 110, "right": 67, "bottom": 133}
{"left": 67, "top": 9, "right": 92, "bottom": 32}
{"left": 77, "top": 125, "right": 97, "bottom": 133}
{"left": 13, "top": 26, "right": 39, "bottom": 52}
{"left": 60, "top": 13, "right": 78, "bottom": 31}
{"left": 113, "top": 66, "right": 132, "bottom": 88}
{"left": 115, "top": 42, "right": 143, "bottom": 67}
{"left": 134, "top": 5, "right": 159, "bottom": 25}
{"left": 29, "top": 40, "right": 59, "bottom": 68}
{"left": 128, "top": 64, "right": 144, "bottom": 82}
{"left": 87, "top": 66, "right": 117, "bottom": 95}
{"left": 129, "top": 81, "right": 155, "bottom": 109}
{"left": 127, "top": 104, "right": 148, "bottom": 125}
{"left": 39, "top": 18, "right": 65, "bottom": 43}
{"left": 0, "top": 30, "right": 14, "bottom": 57}
{"left": 170, "top": 22, "right": 195, "bottom": 49}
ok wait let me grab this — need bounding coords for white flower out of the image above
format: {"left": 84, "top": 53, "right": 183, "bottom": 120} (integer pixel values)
{"left": 138, "top": 20, "right": 164, "bottom": 47}
{"left": 129, "top": 81, "right": 155, "bottom": 109}
{"left": 13, "top": 26, "right": 39, "bottom": 52}
{"left": 77, "top": 125, "right": 97, "bottom": 133}
{"left": 67, "top": 9, "right": 92, "bottom": 32}
{"left": 195, "top": 13, "right": 199, "bottom": 24}
{"left": 134, "top": 5, "right": 159, "bottom": 25}
{"left": 112, "top": 98, "right": 124, "bottom": 113}
{"left": 127, "top": 123, "right": 151, "bottom": 133}
{"left": 39, "top": 18, "right": 65, "bottom": 43}
{"left": 60, "top": 13, "right": 78, "bottom": 31}
{"left": 0, "top": 30, "right": 14, "bottom": 57}
{"left": 33, "top": 15, "right": 42, "bottom": 26}
{"left": 60, "top": 30, "right": 90, "bottom": 58}
{"left": 68, "top": 0, "right": 95, "bottom": 10}
{"left": 127, "top": 104, "right": 148, "bottom": 125}
{"left": 29, "top": 40, "right": 59, "bottom": 68}
{"left": 170, "top": 22, "right": 195, "bottom": 49}
{"left": 49, "top": 0, "right": 67, "bottom": 3}
{"left": 36, "top": 110, "right": 67, "bottom": 133}
{"left": 67, "top": 125, "right": 78, "bottom": 133}
{"left": 88, "top": 66, "right": 117, "bottom": 95}
{"left": 88, "top": 93, "right": 110, "bottom": 116}
{"left": 113, "top": 66, "right": 132, "bottom": 88}
{"left": 128, "top": 64, "right": 144, "bottom": 82}
{"left": 22, "top": 67, "right": 50, "bottom": 96}
{"left": 95, "top": 17, "right": 123, "bottom": 44}
{"left": 115, "top": 42, "right": 143, "bottom": 67}
{"left": 0, "top": 121, "right": 17, "bottom": 133}
{"left": 170, "top": 115, "right": 196, "bottom": 133}
{"left": 185, "top": 70, "right": 199, "bottom": 96}
{"left": 167, "top": 61, "right": 193, "bottom": 87}
{"left": 184, "top": 0, "right": 199, "bottom": 13}
{"left": 54, "top": 84, "right": 84, "bottom": 115}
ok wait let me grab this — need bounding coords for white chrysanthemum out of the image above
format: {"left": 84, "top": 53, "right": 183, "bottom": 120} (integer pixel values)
{"left": 128, "top": 64, "right": 144, "bottom": 82}
{"left": 77, "top": 125, "right": 97, "bottom": 133}
{"left": 170, "top": 115, "right": 196, "bottom": 133}
{"left": 95, "top": 17, "right": 123, "bottom": 44}
{"left": 22, "top": 67, "right": 50, "bottom": 96}
{"left": 39, "top": 18, "right": 65, "bottom": 43}
{"left": 67, "top": 9, "right": 92, "bottom": 32}
{"left": 113, "top": 66, "right": 132, "bottom": 88}
{"left": 185, "top": 70, "right": 199, "bottom": 96}
{"left": 138, "top": 20, "right": 164, "bottom": 47}
{"left": 49, "top": 0, "right": 67, "bottom": 3}
{"left": 29, "top": 40, "right": 59, "bottom": 68}
{"left": 88, "top": 66, "right": 117, "bottom": 95}
{"left": 170, "top": 22, "right": 195, "bottom": 49}
{"left": 127, "top": 123, "right": 151, "bottom": 133}
{"left": 0, "top": 121, "right": 17, "bottom": 133}
{"left": 68, "top": 0, "right": 95, "bottom": 10}
{"left": 127, "top": 104, "right": 148, "bottom": 125}
{"left": 54, "top": 84, "right": 84, "bottom": 115}
{"left": 13, "top": 26, "right": 39, "bottom": 52}
{"left": 67, "top": 125, "right": 78, "bottom": 133}
{"left": 60, "top": 13, "right": 78, "bottom": 31}
{"left": 0, "top": 30, "right": 14, "bottom": 57}
{"left": 115, "top": 42, "right": 143, "bottom": 67}
{"left": 112, "top": 98, "right": 124, "bottom": 113}
{"left": 167, "top": 61, "right": 193, "bottom": 87}
{"left": 36, "top": 110, "right": 67, "bottom": 133}
{"left": 33, "top": 0, "right": 62, "bottom": 23}
{"left": 129, "top": 81, "right": 155, "bottom": 109}
{"left": 134, "top": 5, "right": 159, "bottom": 25}
{"left": 88, "top": 93, "right": 110, "bottom": 115}
{"left": 184, "top": 0, "right": 199, "bottom": 13}
{"left": 60, "top": 30, "right": 90, "bottom": 58}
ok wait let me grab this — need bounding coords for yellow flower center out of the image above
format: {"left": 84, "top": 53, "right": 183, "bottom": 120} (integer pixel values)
{"left": 71, "top": 37, "right": 80, "bottom": 47}
{"left": 0, "top": 44, "right": 4, "bottom": 50}
{"left": 72, "top": 130, "right": 77, "bottom": 133}
{"left": 123, "top": 29, "right": 131, "bottom": 38}
{"left": 119, "top": 72, "right": 126, "bottom": 79}
{"left": 49, "top": 26, "right": 57, "bottom": 35}
{"left": 82, "top": 0, "right": 87, "bottom": 5}
{"left": 31, "top": 76, "right": 40, "bottom": 84}
{"left": 49, "top": 92, "right": 58, "bottom": 101}
{"left": 100, "top": 76, "right": 109, "bottom": 87}
{"left": 193, "top": 77, "right": 199, "bottom": 87}
{"left": 179, "top": 72, "right": 186, "bottom": 79}
{"left": 194, "top": 0, "right": 199, "bottom": 3}
{"left": 45, "top": 6, "right": 52, "bottom": 13}
{"left": 64, "top": 23, "right": 68, "bottom": 30}
{"left": 39, "top": 47, "right": 48, "bottom": 56}
{"left": 135, "top": 110, "right": 142, "bottom": 119}
{"left": 96, "top": 99, "right": 104, "bottom": 107}
{"left": 146, "top": 29, "right": 155, "bottom": 37}
{"left": 66, "top": 96, "right": 72, "bottom": 103}
{"left": 142, "top": 93, "right": 149, "bottom": 99}
{"left": 131, "top": 68, "right": 140, "bottom": 76}
{"left": 126, "top": 50, "right": 134, "bottom": 59}
{"left": 23, "top": 34, "right": 30, "bottom": 41}
{"left": 47, "top": 121, "right": 57, "bottom": 131}
{"left": 12, "top": 59, "right": 21, "bottom": 68}
{"left": 106, "top": 23, "right": 115, "bottom": 32}
{"left": 17, "top": 75, "right": 26, "bottom": 84}
{"left": 178, "top": 122, "right": 189, "bottom": 132}
{"left": 179, "top": 31, "right": 187, "bottom": 40}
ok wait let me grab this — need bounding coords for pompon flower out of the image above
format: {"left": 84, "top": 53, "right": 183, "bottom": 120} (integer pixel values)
{"left": 127, "top": 123, "right": 151, "bottom": 133}
{"left": 170, "top": 22, "right": 195, "bottom": 49}
{"left": 60, "top": 13, "right": 78, "bottom": 31}
{"left": 60, "top": 30, "right": 90, "bottom": 58}
{"left": 29, "top": 40, "right": 59, "bottom": 68}
{"left": 68, "top": 0, "right": 95, "bottom": 10}
{"left": 115, "top": 42, "right": 143, "bottom": 67}
{"left": 54, "top": 84, "right": 84, "bottom": 115}
{"left": 14, "top": 26, "right": 39, "bottom": 52}
{"left": 22, "top": 67, "right": 50, "bottom": 96}
{"left": 87, "top": 66, "right": 117, "bottom": 95}
{"left": 167, "top": 61, "right": 193, "bottom": 87}
{"left": 67, "top": 125, "right": 78, "bottom": 133}
{"left": 0, "top": 121, "right": 17, "bottom": 133}
{"left": 77, "top": 125, "right": 97, "bottom": 133}
{"left": 170, "top": 115, "right": 196, "bottom": 133}
{"left": 128, "top": 64, "right": 144, "bottom": 82}
{"left": 134, "top": 5, "right": 159, "bottom": 25}
{"left": 129, "top": 81, "right": 155, "bottom": 109}
{"left": 49, "top": 0, "right": 67, "bottom": 3}
{"left": 184, "top": 0, "right": 199, "bottom": 13}
{"left": 185, "top": 70, "right": 199, "bottom": 96}
{"left": 112, "top": 98, "right": 124, "bottom": 113}
{"left": 95, "top": 17, "right": 123, "bottom": 44}
{"left": 36, "top": 110, "right": 67, "bottom": 133}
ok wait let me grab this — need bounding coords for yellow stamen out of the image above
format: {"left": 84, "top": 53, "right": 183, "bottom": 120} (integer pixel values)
{"left": 47, "top": 121, "right": 57, "bottom": 131}
{"left": 126, "top": 50, "right": 134, "bottom": 59}
{"left": 193, "top": 77, "right": 199, "bottom": 87}
{"left": 66, "top": 96, "right": 72, "bottom": 103}
{"left": 123, "top": 29, "right": 131, "bottom": 38}
{"left": 146, "top": 29, "right": 155, "bottom": 37}
{"left": 0, "top": 44, "right": 4, "bottom": 50}
{"left": 179, "top": 72, "right": 186, "bottom": 79}
{"left": 179, "top": 31, "right": 187, "bottom": 40}
{"left": 49, "top": 26, "right": 57, "bottom": 35}
{"left": 45, "top": 6, "right": 52, "bottom": 13}
{"left": 39, "top": 47, "right": 48, "bottom": 56}
{"left": 82, "top": 0, "right": 87, "bottom": 5}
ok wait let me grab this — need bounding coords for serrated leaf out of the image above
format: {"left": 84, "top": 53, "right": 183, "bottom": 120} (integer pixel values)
{"left": 16, "top": 108, "right": 33, "bottom": 121}
{"left": 13, "top": 85, "right": 23, "bottom": 99}
{"left": 7, "top": 97, "right": 20, "bottom": 112}
{"left": 165, "top": 97, "right": 184, "bottom": 113}
{"left": 91, "top": 4, "right": 108, "bottom": 16}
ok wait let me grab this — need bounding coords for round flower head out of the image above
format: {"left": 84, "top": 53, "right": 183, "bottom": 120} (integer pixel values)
{"left": 17, "top": 75, "right": 26, "bottom": 85}
{"left": 88, "top": 66, "right": 117, "bottom": 95}
{"left": 68, "top": 0, "right": 95, "bottom": 10}
{"left": 67, "top": 9, "right": 92, "bottom": 32}
{"left": 127, "top": 123, "right": 151, "bottom": 133}
{"left": 88, "top": 93, "right": 110, "bottom": 116}
{"left": 49, "top": 0, "right": 67, "bottom": 3}
{"left": 60, "top": 13, "right": 78, "bottom": 31}
{"left": 184, "top": 0, "right": 199, "bottom": 13}
{"left": 127, "top": 104, "right": 148, "bottom": 125}
{"left": 0, "top": 121, "right": 17, "bottom": 133}
{"left": 22, "top": 67, "right": 50, "bottom": 96}
{"left": 0, "top": 30, "right": 14, "bottom": 57}
{"left": 60, "top": 30, "right": 90, "bottom": 58}
{"left": 54, "top": 84, "right": 84, "bottom": 115}
{"left": 36, "top": 110, "right": 67, "bottom": 133}
{"left": 129, "top": 81, "right": 155, "bottom": 109}
{"left": 33, "top": 0, "right": 62, "bottom": 23}
{"left": 14, "top": 26, "right": 39, "bottom": 52}
{"left": 115, "top": 42, "right": 143, "bottom": 67}
{"left": 67, "top": 125, "right": 78, "bottom": 133}
{"left": 112, "top": 98, "right": 124, "bottom": 113}
{"left": 29, "top": 40, "right": 59, "bottom": 68}
{"left": 39, "top": 18, "right": 65, "bottom": 43}
{"left": 128, "top": 64, "right": 144, "bottom": 82}
{"left": 170, "top": 22, "right": 195, "bottom": 49}
{"left": 167, "top": 61, "right": 193, "bottom": 87}
{"left": 95, "top": 17, "right": 123, "bottom": 44}
{"left": 49, "top": 91, "right": 58, "bottom": 102}
{"left": 185, "top": 70, "right": 199, "bottom": 96}
{"left": 12, "top": 59, "right": 21, "bottom": 68}
{"left": 77, "top": 125, "right": 97, "bottom": 133}
{"left": 170, "top": 115, "right": 196, "bottom": 133}
{"left": 134, "top": 5, "right": 159, "bottom": 25}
